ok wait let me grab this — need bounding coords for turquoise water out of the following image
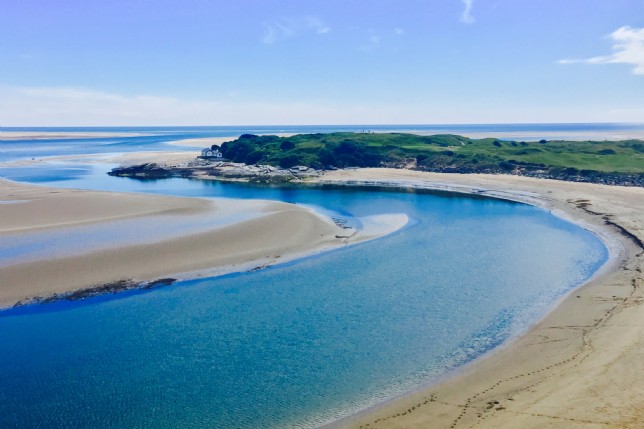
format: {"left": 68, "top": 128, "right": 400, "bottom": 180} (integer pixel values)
{"left": 0, "top": 128, "right": 609, "bottom": 428}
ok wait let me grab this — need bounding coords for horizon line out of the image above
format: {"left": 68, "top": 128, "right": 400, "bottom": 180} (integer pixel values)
{"left": 2, "top": 121, "right": 644, "bottom": 129}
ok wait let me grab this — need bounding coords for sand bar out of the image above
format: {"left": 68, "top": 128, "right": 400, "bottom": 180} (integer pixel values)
{"left": 374, "top": 129, "right": 644, "bottom": 142}
{"left": 313, "top": 168, "right": 644, "bottom": 429}
{"left": 166, "top": 133, "right": 296, "bottom": 148}
{"left": 166, "top": 136, "right": 235, "bottom": 148}
{"left": 0, "top": 179, "right": 379, "bottom": 309}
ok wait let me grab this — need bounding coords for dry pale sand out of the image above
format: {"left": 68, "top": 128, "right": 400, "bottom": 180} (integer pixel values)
{"left": 0, "top": 179, "right": 364, "bottom": 309}
{"left": 166, "top": 136, "right": 236, "bottom": 148}
{"left": 379, "top": 130, "right": 644, "bottom": 142}
{"left": 104, "top": 150, "right": 200, "bottom": 166}
{"left": 166, "top": 133, "right": 297, "bottom": 148}
{"left": 0, "top": 131, "right": 150, "bottom": 140}
{"left": 313, "top": 168, "right": 644, "bottom": 429}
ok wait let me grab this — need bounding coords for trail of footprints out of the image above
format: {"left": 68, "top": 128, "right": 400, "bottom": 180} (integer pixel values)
{"left": 358, "top": 265, "right": 641, "bottom": 429}
{"left": 358, "top": 395, "right": 438, "bottom": 428}
{"left": 359, "top": 202, "right": 642, "bottom": 429}
{"left": 458, "top": 266, "right": 642, "bottom": 429}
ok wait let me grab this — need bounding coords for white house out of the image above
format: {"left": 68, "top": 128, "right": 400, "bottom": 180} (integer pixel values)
{"left": 200, "top": 148, "right": 224, "bottom": 159}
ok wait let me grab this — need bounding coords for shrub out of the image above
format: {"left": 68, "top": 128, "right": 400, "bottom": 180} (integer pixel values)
{"left": 278, "top": 154, "right": 302, "bottom": 168}
{"left": 280, "top": 140, "right": 295, "bottom": 150}
{"left": 499, "top": 161, "right": 514, "bottom": 171}
{"left": 598, "top": 148, "right": 616, "bottom": 155}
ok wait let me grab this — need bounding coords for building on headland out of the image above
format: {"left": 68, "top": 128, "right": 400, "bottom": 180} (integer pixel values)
{"left": 200, "top": 148, "right": 224, "bottom": 159}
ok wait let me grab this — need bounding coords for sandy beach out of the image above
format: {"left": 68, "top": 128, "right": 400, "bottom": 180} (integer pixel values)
{"left": 312, "top": 169, "right": 644, "bottom": 429}
{"left": 0, "top": 178, "right": 379, "bottom": 309}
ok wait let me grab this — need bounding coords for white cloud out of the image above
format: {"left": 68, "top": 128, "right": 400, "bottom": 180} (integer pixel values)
{"left": 460, "top": 0, "right": 475, "bottom": 24}
{"left": 4, "top": 85, "right": 642, "bottom": 126}
{"left": 261, "top": 16, "right": 330, "bottom": 44}
{"left": 0, "top": 86, "right": 221, "bottom": 126}
{"left": 261, "top": 21, "right": 295, "bottom": 44}
{"left": 559, "top": 26, "right": 644, "bottom": 75}
{"left": 0, "top": 86, "right": 433, "bottom": 126}
{"left": 394, "top": 28, "right": 404, "bottom": 35}
{"left": 306, "top": 16, "right": 331, "bottom": 34}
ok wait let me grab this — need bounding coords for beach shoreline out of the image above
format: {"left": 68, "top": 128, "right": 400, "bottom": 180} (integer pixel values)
{"left": 311, "top": 168, "right": 643, "bottom": 429}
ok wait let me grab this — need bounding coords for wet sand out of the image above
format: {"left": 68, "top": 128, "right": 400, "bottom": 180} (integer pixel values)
{"left": 314, "top": 169, "right": 644, "bottom": 429}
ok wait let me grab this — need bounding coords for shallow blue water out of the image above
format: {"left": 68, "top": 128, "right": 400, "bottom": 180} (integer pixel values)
{"left": 0, "top": 127, "right": 610, "bottom": 428}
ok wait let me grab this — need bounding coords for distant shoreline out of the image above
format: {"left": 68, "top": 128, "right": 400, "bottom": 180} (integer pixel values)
{"left": 4, "top": 123, "right": 644, "bottom": 143}
{"left": 0, "top": 131, "right": 152, "bottom": 140}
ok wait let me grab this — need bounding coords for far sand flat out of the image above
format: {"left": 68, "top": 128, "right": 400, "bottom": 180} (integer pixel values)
{"left": 386, "top": 130, "right": 644, "bottom": 141}
{"left": 0, "top": 179, "right": 356, "bottom": 308}
{"left": 0, "top": 131, "right": 150, "bottom": 140}
{"left": 166, "top": 134, "right": 296, "bottom": 148}
{"left": 316, "top": 169, "right": 644, "bottom": 429}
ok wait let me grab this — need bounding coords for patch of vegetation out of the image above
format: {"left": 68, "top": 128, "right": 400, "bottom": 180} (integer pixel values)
{"left": 217, "top": 132, "right": 644, "bottom": 185}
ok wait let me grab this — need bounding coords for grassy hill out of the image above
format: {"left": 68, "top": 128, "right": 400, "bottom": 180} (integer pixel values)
{"left": 215, "top": 133, "right": 644, "bottom": 186}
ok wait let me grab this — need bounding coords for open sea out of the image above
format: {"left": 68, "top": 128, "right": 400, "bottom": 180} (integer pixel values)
{"left": 0, "top": 125, "right": 615, "bottom": 428}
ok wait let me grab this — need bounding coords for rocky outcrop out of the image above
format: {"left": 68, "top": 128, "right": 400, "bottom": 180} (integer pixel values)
{"left": 12, "top": 278, "right": 177, "bottom": 308}
{"left": 108, "top": 157, "right": 643, "bottom": 187}
{"left": 109, "top": 160, "right": 322, "bottom": 183}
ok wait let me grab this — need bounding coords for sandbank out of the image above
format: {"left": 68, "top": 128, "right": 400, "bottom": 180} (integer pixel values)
{"left": 0, "top": 179, "right": 383, "bottom": 309}
{"left": 166, "top": 136, "right": 236, "bottom": 148}
{"left": 313, "top": 168, "right": 644, "bottom": 429}
{"left": 166, "top": 133, "right": 296, "bottom": 148}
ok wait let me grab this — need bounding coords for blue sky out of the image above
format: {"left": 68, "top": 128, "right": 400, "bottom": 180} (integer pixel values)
{"left": 1, "top": 0, "right": 643, "bottom": 126}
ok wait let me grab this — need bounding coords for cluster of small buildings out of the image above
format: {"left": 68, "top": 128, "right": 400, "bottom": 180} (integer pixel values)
{"left": 200, "top": 148, "right": 223, "bottom": 159}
